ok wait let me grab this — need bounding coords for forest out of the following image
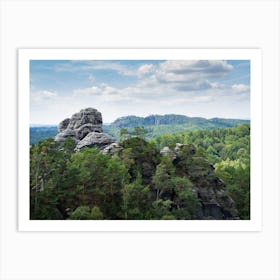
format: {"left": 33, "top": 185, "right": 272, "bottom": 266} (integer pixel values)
{"left": 30, "top": 123, "right": 250, "bottom": 220}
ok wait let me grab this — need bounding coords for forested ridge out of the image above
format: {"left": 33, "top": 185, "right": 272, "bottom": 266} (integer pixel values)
{"left": 105, "top": 114, "right": 249, "bottom": 140}
{"left": 151, "top": 124, "right": 250, "bottom": 219}
{"left": 109, "top": 114, "right": 249, "bottom": 128}
{"left": 30, "top": 126, "right": 57, "bottom": 145}
{"left": 30, "top": 114, "right": 249, "bottom": 145}
{"left": 30, "top": 123, "right": 250, "bottom": 220}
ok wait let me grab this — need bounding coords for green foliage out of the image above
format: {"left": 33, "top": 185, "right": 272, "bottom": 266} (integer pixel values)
{"left": 120, "top": 128, "right": 129, "bottom": 141}
{"left": 91, "top": 206, "right": 104, "bottom": 219}
{"left": 30, "top": 117, "right": 249, "bottom": 145}
{"left": 29, "top": 123, "right": 250, "bottom": 220}
{"left": 215, "top": 159, "right": 250, "bottom": 219}
{"left": 171, "top": 177, "right": 200, "bottom": 219}
{"left": 110, "top": 114, "right": 249, "bottom": 130}
{"left": 103, "top": 115, "right": 249, "bottom": 141}
{"left": 131, "top": 126, "right": 148, "bottom": 139}
{"left": 69, "top": 206, "right": 92, "bottom": 220}
{"left": 68, "top": 147, "right": 129, "bottom": 219}
{"left": 30, "top": 138, "right": 74, "bottom": 219}
{"left": 68, "top": 206, "right": 104, "bottom": 220}
{"left": 120, "top": 137, "right": 160, "bottom": 185}
{"left": 155, "top": 124, "right": 250, "bottom": 219}
{"left": 151, "top": 199, "right": 173, "bottom": 219}
{"left": 122, "top": 176, "right": 152, "bottom": 220}
{"left": 152, "top": 156, "right": 175, "bottom": 200}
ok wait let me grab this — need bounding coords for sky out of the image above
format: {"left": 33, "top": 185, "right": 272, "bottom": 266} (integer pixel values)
{"left": 30, "top": 59, "right": 250, "bottom": 124}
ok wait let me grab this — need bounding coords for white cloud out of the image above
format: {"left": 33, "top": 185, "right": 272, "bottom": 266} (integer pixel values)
{"left": 156, "top": 60, "right": 233, "bottom": 84}
{"left": 87, "top": 61, "right": 136, "bottom": 76}
{"left": 137, "top": 64, "right": 154, "bottom": 76}
{"left": 84, "top": 62, "right": 156, "bottom": 77}
{"left": 31, "top": 90, "right": 58, "bottom": 103}
{"left": 55, "top": 61, "right": 156, "bottom": 78}
{"left": 30, "top": 60, "right": 250, "bottom": 124}
{"left": 159, "top": 60, "right": 233, "bottom": 75}
{"left": 73, "top": 83, "right": 121, "bottom": 98}
{"left": 231, "top": 84, "right": 250, "bottom": 92}
{"left": 73, "top": 86, "right": 101, "bottom": 96}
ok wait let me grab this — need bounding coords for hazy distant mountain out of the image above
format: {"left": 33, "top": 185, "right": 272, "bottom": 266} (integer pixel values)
{"left": 30, "top": 114, "right": 250, "bottom": 145}
{"left": 30, "top": 126, "right": 57, "bottom": 145}
{"left": 109, "top": 114, "right": 250, "bottom": 129}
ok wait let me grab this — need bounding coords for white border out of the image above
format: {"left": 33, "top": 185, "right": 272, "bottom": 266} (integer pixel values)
{"left": 18, "top": 48, "right": 262, "bottom": 231}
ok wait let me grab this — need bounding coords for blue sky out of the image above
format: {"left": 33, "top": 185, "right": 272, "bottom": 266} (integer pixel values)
{"left": 30, "top": 60, "right": 250, "bottom": 124}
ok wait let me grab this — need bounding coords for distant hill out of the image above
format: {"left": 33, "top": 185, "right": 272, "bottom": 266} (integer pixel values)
{"left": 104, "top": 114, "right": 250, "bottom": 140}
{"left": 30, "top": 114, "right": 250, "bottom": 144}
{"left": 30, "top": 126, "right": 57, "bottom": 145}
{"left": 109, "top": 114, "right": 249, "bottom": 129}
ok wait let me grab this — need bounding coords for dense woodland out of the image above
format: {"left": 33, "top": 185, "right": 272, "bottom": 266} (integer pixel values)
{"left": 30, "top": 123, "right": 250, "bottom": 220}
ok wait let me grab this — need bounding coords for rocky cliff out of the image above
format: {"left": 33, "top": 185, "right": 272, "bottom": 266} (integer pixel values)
{"left": 161, "top": 143, "right": 239, "bottom": 220}
{"left": 55, "top": 108, "right": 116, "bottom": 150}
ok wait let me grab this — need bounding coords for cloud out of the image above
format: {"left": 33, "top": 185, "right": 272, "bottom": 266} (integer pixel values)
{"left": 174, "top": 80, "right": 214, "bottom": 91}
{"left": 54, "top": 61, "right": 138, "bottom": 77}
{"left": 83, "top": 61, "right": 156, "bottom": 78}
{"left": 137, "top": 64, "right": 154, "bottom": 76}
{"left": 73, "top": 83, "right": 121, "bottom": 97}
{"left": 155, "top": 60, "right": 233, "bottom": 83}
{"left": 231, "top": 84, "right": 250, "bottom": 92}
{"left": 159, "top": 60, "right": 233, "bottom": 75}
{"left": 85, "top": 61, "right": 136, "bottom": 76}
{"left": 30, "top": 60, "right": 251, "bottom": 124}
{"left": 73, "top": 86, "right": 102, "bottom": 96}
{"left": 31, "top": 90, "right": 58, "bottom": 103}
{"left": 53, "top": 60, "right": 234, "bottom": 85}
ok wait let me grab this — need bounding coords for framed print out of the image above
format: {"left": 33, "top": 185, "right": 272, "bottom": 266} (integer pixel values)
{"left": 18, "top": 48, "right": 262, "bottom": 231}
{"left": 1, "top": 0, "right": 280, "bottom": 279}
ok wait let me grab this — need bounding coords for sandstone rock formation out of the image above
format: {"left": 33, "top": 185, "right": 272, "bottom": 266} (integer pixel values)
{"left": 76, "top": 132, "right": 115, "bottom": 150}
{"left": 102, "top": 142, "right": 123, "bottom": 155}
{"left": 161, "top": 143, "right": 239, "bottom": 220}
{"left": 55, "top": 108, "right": 116, "bottom": 150}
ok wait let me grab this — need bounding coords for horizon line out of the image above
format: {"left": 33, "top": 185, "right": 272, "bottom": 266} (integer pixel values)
{"left": 30, "top": 114, "right": 251, "bottom": 126}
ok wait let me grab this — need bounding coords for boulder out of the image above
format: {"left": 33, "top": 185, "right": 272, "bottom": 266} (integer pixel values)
{"left": 75, "top": 132, "right": 116, "bottom": 150}
{"left": 54, "top": 129, "right": 78, "bottom": 143}
{"left": 160, "top": 146, "right": 176, "bottom": 160}
{"left": 76, "top": 123, "right": 102, "bottom": 140}
{"left": 102, "top": 142, "right": 123, "bottom": 155}
{"left": 67, "top": 108, "right": 102, "bottom": 130}
{"left": 58, "top": 118, "right": 70, "bottom": 132}
{"left": 55, "top": 108, "right": 103, "bottom": 143}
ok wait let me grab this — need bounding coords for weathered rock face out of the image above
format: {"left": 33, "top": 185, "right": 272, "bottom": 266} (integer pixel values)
{"left": 194, "top": 185, "right": 239, "bottom": 220}
{"left": 160, "top": 146, "right": 176, "bottom": 160}
{"left": 67, "top": 108, "right": 102, "bottom": 130}
{"left": 58, "top": 118, "right": 70, "bottom": 132}
{"left": 162, "top": 143, "right": 239, "bottom": 220}
{"left": 76, "top": 132, "right": 116, "bottom": 150}
{"left": 55, "top": 108, "right": 103, "bottom": 142}
{"left": 54, "top": 108, "right": 116, "bottom": 151}
{"left": 102, "top": 142, "right": 123, "bottom": 155}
